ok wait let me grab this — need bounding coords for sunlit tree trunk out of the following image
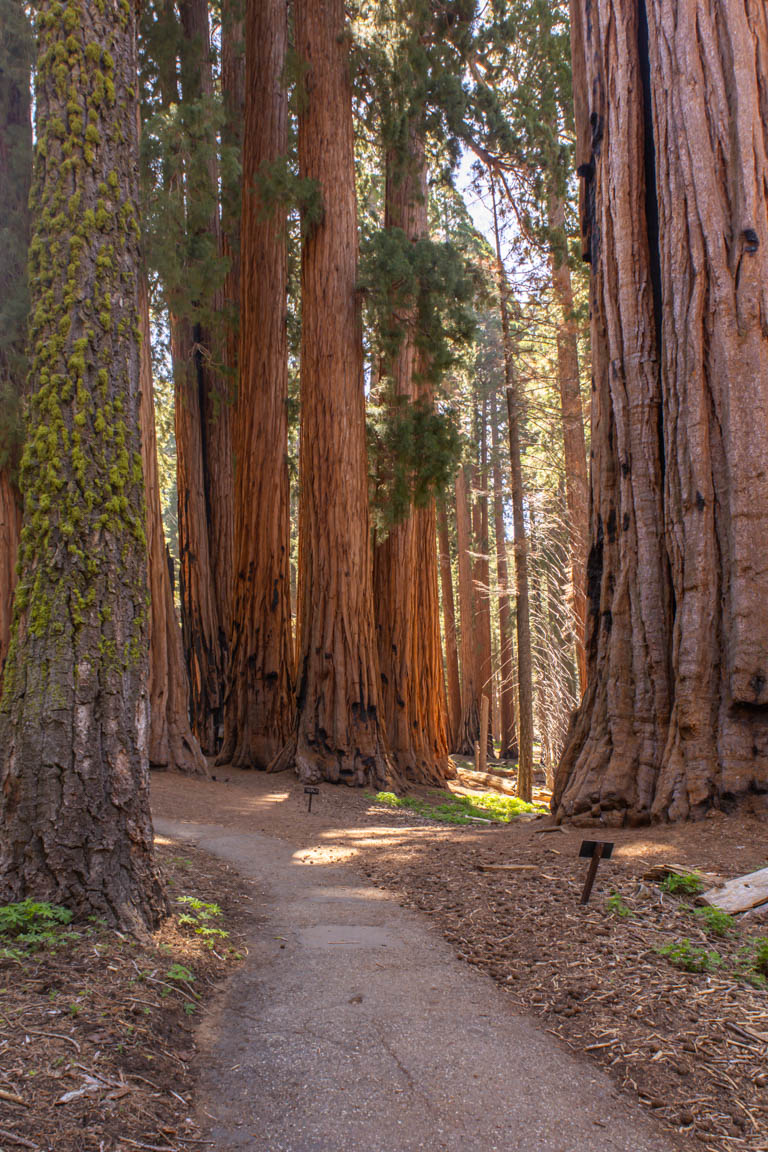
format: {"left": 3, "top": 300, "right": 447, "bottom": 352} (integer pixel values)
{"left": 219, "top": 0, "right": 294, "bottom": 768}
{"left": 271, "top": 0, "right": 393, "bottom": 788}
{"left": 0, "top": 0, "right": 165, "bottom": 930}
{"left": 555, "top": 0, "right": 768, "bottom": 824}
{"left": 472, "top": 396, "right": 494, "bottom": 757}
{"left": 490, "top": 390, "right": 518, "bottom": 759}
{"left": 437, "top": 495, "right": 462, "bottom": 749}
{"left": 548, "top": 191, "right": 589, "bottom": 695}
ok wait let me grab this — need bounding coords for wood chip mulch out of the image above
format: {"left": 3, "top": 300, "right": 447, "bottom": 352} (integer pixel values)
{"left": 0, "top": 840, "right": 252, "bottom": 1152}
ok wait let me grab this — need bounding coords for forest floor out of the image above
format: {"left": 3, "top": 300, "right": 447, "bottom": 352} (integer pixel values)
{"left": 150, "top": 767, "right": 768, "bottom": 1152}
{"left": 0, "top": 840, "right": 252, "bottom": 1152}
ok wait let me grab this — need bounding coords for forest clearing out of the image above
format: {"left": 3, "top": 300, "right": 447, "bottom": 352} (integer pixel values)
{"left": 1, "top": 0, "right": 768, "bottom": 1148}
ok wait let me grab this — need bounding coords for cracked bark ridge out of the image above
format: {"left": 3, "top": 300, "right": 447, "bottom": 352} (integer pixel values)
{"left": 0, "top": 0, "right": 165, "bottom": 932}
{"left": 219, "top": 0, "right": 294, "bottom": 770}
{"left": 271, "top": 0, "right": 395, "bottom": 790}
{"left": 555, "top": 0, "right": 768, "bottom": 826}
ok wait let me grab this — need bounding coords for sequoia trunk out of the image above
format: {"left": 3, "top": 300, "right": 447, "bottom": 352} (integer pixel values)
{"left": 373, "top": 125, "right": 451, "bottom": 784}
{"left": 271, "top": 0, "right": 393, "bottom": 787}
{"left": 0, "top": 0, "right": 165, "bottom": 930}
{"left": 455, "top": 465, "right": 481, "bottom": 754}
{"left": 219, "top": 0, "right": 294, "bottom": 768}
{"left": 554, "top": 0, "right": 768, "bottom": 824}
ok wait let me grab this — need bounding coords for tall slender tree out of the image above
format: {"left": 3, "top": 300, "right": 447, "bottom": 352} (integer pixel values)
{"left": 220, "top": 0, "right": 294, "bottom": 768}
{"left": 555, "top": 0, "right": 768, "bottom": 824}
{"left": 0, "top": 0, "right": 165, "bottom": 929}
{"left": 455, "top": 463, "right": 481, "bottom": 753}
{"left": 489, "top": 388, "right": 518, "bottom": 758}
{"left": 437, "top": 495, "right": 462, "bottom": 748}
{"left": 271, "top": 0, "right": 393, "bottom": 787}
{"left": 0, "top": 0, "right": 32, "bottom": 697}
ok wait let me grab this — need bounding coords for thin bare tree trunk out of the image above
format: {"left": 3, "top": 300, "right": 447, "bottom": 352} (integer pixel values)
{"left": 490, "top": 390, "right": 518, "bottom": 759}
{"left": 555, "top": 0, "right": 768, "bottom": 825}
{"left": 455, "top": 465, "right": 480, "bottom": 754}
{"left": 548, "top": 191, "right": 589, "bottom": 695}
{"left": 437, "top": 495, "right": 462, "bottom": 749}
{"left": 219, "top": 0, "right": 294, "bottom": 769}
{"left": 139, "top": 278, "right": 206, "bottom": 775}
{"left": 270, "top": 0, "right": 393, "bottom": 788}
{"left": 473, "top": 396, "right": 494, "bottom": 757}
{"left": 491, "top": 183, "right": 534, "bottom": 802}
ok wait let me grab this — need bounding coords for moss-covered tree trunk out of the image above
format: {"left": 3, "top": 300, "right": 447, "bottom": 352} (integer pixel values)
{"left": 219, "top": 0, "right": 294, "bottom": 769}
{"left": 0, "top": 0, "right": 32, "bottom": 699}
{"left": 555, "top": 0, "right": 768, "bottom": 825}
{"left": 0, "top": 0, "right": 165, "bottom": 931}
{"left": 373, "top": 125, "right": 451, "bottom": 785}
{"left": 270, "top": 0, "right": 393, "bottom": 788}
{"left": 437, "top": 495, "right": 461, "bottom": 750}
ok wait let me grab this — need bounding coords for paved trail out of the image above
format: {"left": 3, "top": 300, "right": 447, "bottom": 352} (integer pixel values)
{"left": 154, "top": 818, "right": 678, "bottom": 1152}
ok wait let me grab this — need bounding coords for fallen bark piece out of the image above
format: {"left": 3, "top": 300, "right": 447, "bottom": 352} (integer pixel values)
{"left": 0, "top": 1089, "right": 27, "bottom": 1107}
{"left": 476, "top": 864, "right": 537, "bottom": 872}
{"left": 703, "top": 866, "right": 768, "bottom": 914}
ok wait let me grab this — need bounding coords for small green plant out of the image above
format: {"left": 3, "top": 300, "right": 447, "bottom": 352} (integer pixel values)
{"left": 661, "top": 871, "right": 705, "bottom": 897}
{"left": 749, "top": 938, "right": 768, "bottom": 977}
{"left": 657, "top": 938, "right": 721, "bottom": 973}
{"left": 369, "top": 791, "right": 546, "bottom": 826}
{"left": 0, "top": 901, "right": 76, "bottom": 956}
{"left": 606, "top": 892, "right": 632, "bottom": 918}
{"left": 176, "top": 895, "right": 229, "bottom": 949}
{"left": 693, "top": 906, "right": 736, "bottom": 937}
{"left": 166, "top": 963, "right": 195, "bottom": 984}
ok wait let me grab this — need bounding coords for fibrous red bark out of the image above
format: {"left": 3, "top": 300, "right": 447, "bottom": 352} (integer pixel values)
{"left": 219, "top": 0, "right": 294, "bottom": 769}
{"left": 555, "top": 0, "right": 768, "bottom": 825}
{"left": 437, "top": 495, "right": 462, "bottom": 749}
{"left": 271, "top": 0, "right": 394, "bottom": 788}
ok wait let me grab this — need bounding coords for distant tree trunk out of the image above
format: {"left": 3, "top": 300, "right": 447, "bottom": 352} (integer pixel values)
{"left": 139, "top": 277, "right": 206, "bottom": 775}
{"left": 373, "top": 124, "right": 451, "bottom": 785}
{"left": 472, "top": 396, "right": 494, "bottom": 757}
{"left": 491, "top": 183, "right": 533, "bottom": 802}
{"left": 548, "top": 191, "right": 589, "bottom": 695}
{"left": 175, "top": 0, "right": 233, "bottom": 754}
{"left": 437, "top": 495, "right": 462, "bottom": 748}
{"left": 0, "top": 0, "right": 165, "bottom": 931}
{"left": 455, "top": 465, "right": 480, "bottom": 754}
{"left": 555, "top": 0, "right": 768, "bottom": 825}
{"left": 219, "top": 0, "right": 294, "bottom": 768}
{"left": 270, "top": 0, "right": 393, "bottom": 788}
{"left": 490, "top": 390, "right": 518, "bottom": 759}
{"left": 0, "top": 0, "right": 31, "bottom": 699}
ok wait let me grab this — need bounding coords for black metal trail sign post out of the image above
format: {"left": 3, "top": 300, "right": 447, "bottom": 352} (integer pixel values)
{"left": 579, "top": 840, "right": 614, "bottom": 904}
{"left": 305, "top": 786, "right": 319, "bottom": 813}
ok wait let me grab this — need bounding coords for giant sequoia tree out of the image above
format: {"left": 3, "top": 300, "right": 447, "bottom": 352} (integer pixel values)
{"left": 272, "top": 0, "right": 393, "bottom": 787}
{"left": 554, "top": 0, "right": 768, "bottom": 824}
{"left": 0, "top": 0, "right": 165, "bottom": 929}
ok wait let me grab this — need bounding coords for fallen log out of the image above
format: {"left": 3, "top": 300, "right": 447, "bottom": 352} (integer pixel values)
{"left": 702, "top": 866, "right": 768, "bottom": 915}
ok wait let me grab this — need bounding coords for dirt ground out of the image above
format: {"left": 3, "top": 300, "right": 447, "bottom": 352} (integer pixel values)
{"left": 0, "top": 841, "right": 251, "bottom": 1152}
{"left": 151, "top": 768, "right": 768, "bottom": 1152}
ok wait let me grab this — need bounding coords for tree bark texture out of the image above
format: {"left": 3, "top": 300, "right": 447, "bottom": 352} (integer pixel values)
{"left": 472, "top": 397, "right": 495, "bottom": 757}
{"left": 175, "top": 0, "right": 233, "bottom": 754}
{"left": 455, "top": 464, "right": 481, "bottom": 754}
{"left": 373, "top": 124, "right": 451, "bottom": 785}
{"left": 555, "top": 0, "right": 768, "bottom": 824}
{"left": 0, "top": 1, "right": 31, "bottom": 699}
{"left": 219, "top": 0, "right": 294, "bottom": 769}
{"left": 490, "top": 390, "right": 518, "bottom": 759}
{"left": 273, "top": 0, "right": 393, "bottom": 788}
{"left": 0, "top": 0, "right": 165, "bottom": 931}
{"left": 548, "top": 191, "right": 589, "bottom": 695}
{"left": 437, "top": 495, "right": 462, "bottom": 749}
{"left": 139, "top": 277, "right": 206, "bottom": 775}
